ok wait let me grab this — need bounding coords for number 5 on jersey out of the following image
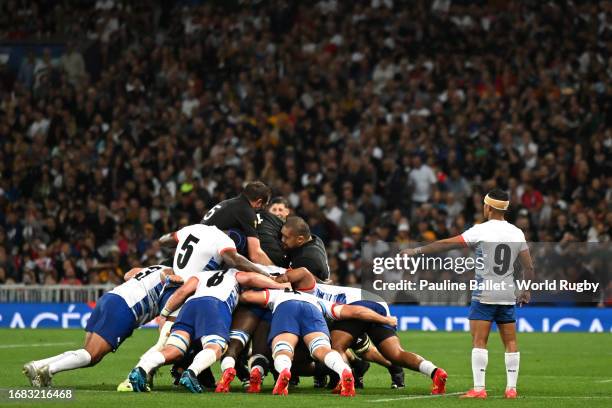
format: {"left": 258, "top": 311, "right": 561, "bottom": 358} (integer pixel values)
{"left": 176, "top": 234, "right": 200, "bottom": 269}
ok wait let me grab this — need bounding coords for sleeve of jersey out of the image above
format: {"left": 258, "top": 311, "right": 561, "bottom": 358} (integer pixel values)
{"left": 460, "top": 225, "right": 479, "bottom": 246}
{"left": 330, "top": 303, "right": 341, "bottom": 320}
{"left": 236, "top": 206, "right": 259, "bottom": 238}
{"left": 174, "top": 226, "right": 187, "bottom": 243}
{"left": 264, "top": 289, "right": 272, "bottom": 307}
{"left": 318, "top": 300, "right": 339, "bottom": 320}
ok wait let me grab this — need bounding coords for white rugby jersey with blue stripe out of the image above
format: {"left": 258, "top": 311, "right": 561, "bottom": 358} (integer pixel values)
{"left": 313, "top": 283, "right": 390, "bottom": 315}
{"left": 109, "top": 264, "right": 166, "bottom": 325}
{"left": 461, "top": 219, "right": 528, "bottom": 305}
{"left": 264, "top": 289, "right": 340, "bottom": 320}
{"left": 184, "top": 268, "right": 242, "bottom": 313}
{"left": 172, "top": 224, "right": 236, "bottom": 280}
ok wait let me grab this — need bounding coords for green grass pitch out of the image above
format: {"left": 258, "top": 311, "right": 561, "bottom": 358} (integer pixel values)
{"left": 0, "top": 329, "right": 610, "bottom": 407}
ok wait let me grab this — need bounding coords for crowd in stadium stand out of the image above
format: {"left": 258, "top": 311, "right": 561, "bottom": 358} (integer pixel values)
{"left": 0, "top": 1, "right": 609, "bottom": 299}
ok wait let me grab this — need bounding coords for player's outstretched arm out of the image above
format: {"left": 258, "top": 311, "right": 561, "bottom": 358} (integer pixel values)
{"left": 222, "top": 249, "right": 271, "bottom": 277}
{"left": 335, "top": 304, "right": 398, "bottom": 327}
{"left": 239, "top": 289, "right": 268, "bottom": 306}
{"left": 160, "top": 276, "right": 198, "bottom": 317}
{"left": 236, "top": 272, "right": 288, "bottom": 290}
{"left": 401, "top": 235, "right": 466, "bottom": 256}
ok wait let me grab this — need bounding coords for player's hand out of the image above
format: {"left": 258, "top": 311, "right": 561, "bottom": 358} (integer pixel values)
{"left": 274, "top": 275, "right": 289, "bottom": 284}
{"left": 400, "top": 248, "right": 417, "bottom": 257}
{"left": 166, "top": 275, "right": 184, "bottom": 286}
{"left": 386, "top": 316, "right": 398, "bottom": 327}
{"left": 518, "top": 290, "right": 531, "bottom": 307}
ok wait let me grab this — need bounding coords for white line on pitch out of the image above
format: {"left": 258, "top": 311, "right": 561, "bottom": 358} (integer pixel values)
{"left": 489, "top": 396, "right": 612, "bottom": 399}
{"left": 370, "top": 392, "right": 463, "bottom": 402}
{"left": 0, "top": 342, "right": 75, "bottom": 349}
{"left": 596, "top": 379, "right": 612, "bottom": 383}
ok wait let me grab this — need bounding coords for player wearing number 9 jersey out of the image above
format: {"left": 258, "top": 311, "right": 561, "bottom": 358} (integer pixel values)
{"left": 129, "top": 269, "right": 286, "bottom": 393}
{"left": 23, "top": 265, "right": 175, "bottom": 388}
{"left": 401, "top": 189, "right": 535, "bottom": 399}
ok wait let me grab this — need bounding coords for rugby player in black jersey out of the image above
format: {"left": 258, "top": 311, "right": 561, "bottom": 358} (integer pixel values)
{"left": 201, "top": 181, "right": 273, "bottom": 265}
{"left": 281, "top": 216, "right": 330, "bottom": 282}
{"left": 276, "top": 216, "right": 404, "bottom": 390}
{"left": 169, "top": 182, "right": 273, "bottom": 389}
{"left": 256, "top": 197, "right": 291, "bottom": 267}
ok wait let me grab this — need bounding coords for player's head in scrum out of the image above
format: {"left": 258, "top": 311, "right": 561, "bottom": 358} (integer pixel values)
{"left": 268, "top": 196, "right": 291, "bottom": 221}
{"left": 281, "top": 215, "right": 311, "bottom": 250}
{"left": 243, "top": 181, "right": 272, "bottom": 210}
{"left": 483, "top": 188, "right": 510, "bottom": 219}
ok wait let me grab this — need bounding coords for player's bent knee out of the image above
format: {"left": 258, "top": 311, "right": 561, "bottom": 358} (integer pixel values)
{"left": 248, "top": 354, "right": 270, "bottom": 374}
{"left": 308, "top": 336, "right": 331, "bottom": 357}
{"left": 229, "top": 330, "right": 250, "bottom": 348}
{"left": 332, "top": 340, "right": 350, "bottom": 353}
{"left": 352, "top": 335, "right": 372, "bottom": 356}
{"left": 166, "top": 332, "right": 190, "bottom": 355}
{"left": 331, "top": 334, "right": 353, "bottom": 350}
{"left": 202, "top": 335, "right": 228, "bottom": 356}
{"left": 83, "top": 348, "right": 102, "bottom": 366}
{"left": 272, "top": 341, "right": 294, "bottom": 359}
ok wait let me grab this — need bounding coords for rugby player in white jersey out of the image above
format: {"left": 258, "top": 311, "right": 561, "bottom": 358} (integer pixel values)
{"left": 240, "top": 288, "right": 398, "bottom": 397}
{"left": 23, "top": 264, "right": 176, "bottom": 387}
{"left": 117, "top": 223, "right": 273, "bottom": 391}
{"left": 128, "top": 268, "right": 285, "bottom": 393}
{"left": 273, "top": 267, "right": 405, "bottom": 390}
{"left": 402, "top": 189, "right": 535, "bottom": 399}
{"left": 312, "top": 283, "right": 448, "bottom": 394}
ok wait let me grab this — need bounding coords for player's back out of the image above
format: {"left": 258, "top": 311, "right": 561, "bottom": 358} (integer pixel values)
{"left": 110, "top": 264, "right": 165, "bottom": 324}
{"left": 187, "top": 269, "right": 241, "bottom": 313}
{"left": 173, "top": 224, "right": 236, "bottom": 279}
{"left": 257, "top": 210, "right": 288, "bottom": 267}
{"left": 287, "top": 235, "right": 330, "bottom": 281}
{"left": 461, "top": 219, "right": 528, "bottom": 304}
{"left": 313, "top": 283, "right": 389, "bottom": 314}
{"left": 201, "top": 195, "right": 258, "bottom": 238}
{"left": 267, "top": 289, "right": 335, "bottom": 319}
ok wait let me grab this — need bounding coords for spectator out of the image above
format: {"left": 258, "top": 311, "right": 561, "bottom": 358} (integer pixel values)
{"left": 60, "top": 42, "right": 87, "bottom": 86}
{"left": 16, "top": 51, "right": 35, "bottom": 89}
{"left": 339, "top": 202, "right": 365, "bottom": 234}
{"left": 60, "top": 259, "right": 82, "bottom": 285}
{"left": 409, "top": 155, "right": 437, "bottom": 207}
{"left": 0, "top": 1, "right": 609, "bottom": 287}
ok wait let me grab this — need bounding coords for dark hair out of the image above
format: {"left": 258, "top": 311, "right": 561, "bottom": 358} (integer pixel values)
{"left": 243, "top": 181, "right": 271, "bottom": 204}
{"left": 268, "top": 196, "right": 291, "bottom": 209}
{"left": 284, "top": 215, "right": 311, "bottom": 238}
{"left": 487, "top": 188, "right": 509, "bottom": 202}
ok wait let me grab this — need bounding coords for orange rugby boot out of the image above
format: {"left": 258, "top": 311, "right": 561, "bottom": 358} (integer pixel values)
{"left": 431, "top": 368, "right": 448, "bottom": 395}
{"left": 272, "top": 368, "right": 291, "bottom": 396}
{"left": 460, "top": 388, "right": 488, "bottom": 399}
